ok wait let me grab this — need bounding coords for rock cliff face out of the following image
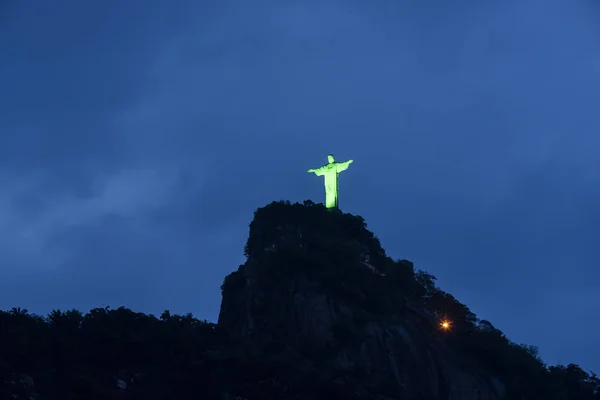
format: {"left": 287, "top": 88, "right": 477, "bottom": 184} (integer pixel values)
{"left": 219, "top": 201, "right": 508, "bottom": 400}
{"left": 219, "top": 259, "right": 506, "bottom": 400}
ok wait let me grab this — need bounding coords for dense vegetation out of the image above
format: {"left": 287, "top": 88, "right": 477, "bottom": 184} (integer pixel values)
{"left": 2, "top": 200, "right": 598, "bottom": 399}
{"left": 0, "top": 307, "right": 235, "bottom": 399}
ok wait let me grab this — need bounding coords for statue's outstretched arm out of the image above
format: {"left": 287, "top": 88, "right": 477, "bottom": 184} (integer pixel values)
{"left": 336, "top": 159, "right": 353, "bottom": 172}
{"left": 308, "top": 165, "right": 327, "bottom": 176}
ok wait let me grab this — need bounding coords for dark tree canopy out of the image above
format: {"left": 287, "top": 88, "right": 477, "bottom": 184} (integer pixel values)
{"left": 244, "top": 200, "right": 386, "bottom": 264}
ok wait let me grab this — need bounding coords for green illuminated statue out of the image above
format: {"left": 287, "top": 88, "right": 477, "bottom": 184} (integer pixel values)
{"left": 308, "top": 154, "right": 354, "bottom": 209}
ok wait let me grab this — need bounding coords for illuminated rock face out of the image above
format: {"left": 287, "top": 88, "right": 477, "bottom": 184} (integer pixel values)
{"left": 308, "top": 154, "right": 353, "bottom": 209}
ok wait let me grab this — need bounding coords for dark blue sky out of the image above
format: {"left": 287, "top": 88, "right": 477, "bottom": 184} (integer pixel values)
{"left": 1, "top": 0, "right": 599, "bottom": 372}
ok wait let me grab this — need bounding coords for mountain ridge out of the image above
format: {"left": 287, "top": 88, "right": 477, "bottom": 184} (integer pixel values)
{"left": 1, "top": 200, "right": 598, "bottom": 399}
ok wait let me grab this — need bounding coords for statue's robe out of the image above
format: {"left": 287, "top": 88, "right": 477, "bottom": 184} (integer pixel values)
{"left": 312, "top": 160, "right": 352, "bottom": 209}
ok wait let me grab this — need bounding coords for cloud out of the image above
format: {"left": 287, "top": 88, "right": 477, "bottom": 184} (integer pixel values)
{"left": 0, "top": 167, "right": 182, "bottom": 270}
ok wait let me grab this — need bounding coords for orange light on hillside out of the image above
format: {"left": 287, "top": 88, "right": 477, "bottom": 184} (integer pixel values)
{"left": 440, "top": 320, "right": 452, "bottom": 331}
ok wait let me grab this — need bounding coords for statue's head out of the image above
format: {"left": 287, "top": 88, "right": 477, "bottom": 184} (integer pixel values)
{"left": 327, "top": 154, "right": 334, "bottom": 163}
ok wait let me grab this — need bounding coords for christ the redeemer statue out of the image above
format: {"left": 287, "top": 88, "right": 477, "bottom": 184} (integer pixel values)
{"left": 307, "top": 154, "right": 353, "bottom": 209}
